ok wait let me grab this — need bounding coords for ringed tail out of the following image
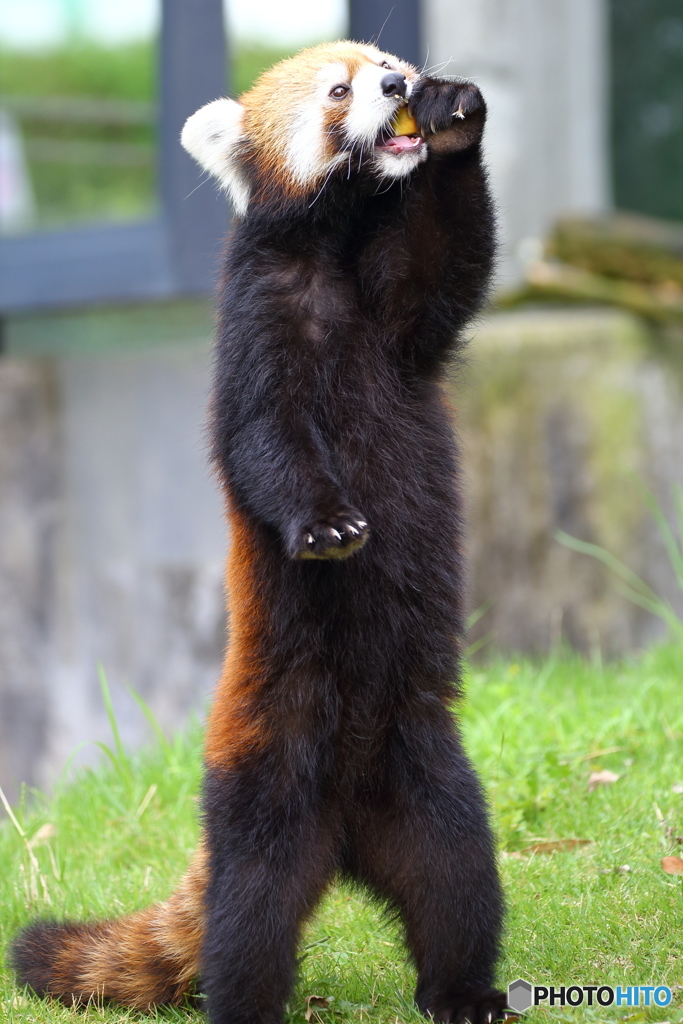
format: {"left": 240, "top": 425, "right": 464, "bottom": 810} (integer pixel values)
{"left": 9, "top": 843, "right": 206, "bottom": 1009}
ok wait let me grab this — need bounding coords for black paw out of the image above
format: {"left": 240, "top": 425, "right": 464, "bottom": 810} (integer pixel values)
{"left": 410, "top": 79, "right": 486, "bottom": 149}
{"left": 419, "top": 988, "right": 509, "bottom": 1024}
{"left": 291, "top": 511, "right": 370, "bottom": 560}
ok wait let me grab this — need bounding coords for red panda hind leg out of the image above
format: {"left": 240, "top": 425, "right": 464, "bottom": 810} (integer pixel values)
{"left": 9, "top": 843, "right": 206, "bottom": 1009}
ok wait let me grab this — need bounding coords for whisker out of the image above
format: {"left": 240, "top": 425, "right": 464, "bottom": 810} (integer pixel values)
{"left": 372, "top": 7, "right": 395, "bottom": 49}
{"left": 421, "top": 59, "right": 450, "bottom": 74}
{"left": 308, "top": 163, "right": 339, "bottom": 209}
{"left": 184, "top": 172, "right": 211, "bottom": 201}
{"left": 421, "top": 57, "right": 455, "bottom": 76}
{"left": 373, "top": 178, "right": 397, "bottom": 197}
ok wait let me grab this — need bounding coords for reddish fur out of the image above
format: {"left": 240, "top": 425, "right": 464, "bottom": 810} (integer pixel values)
{"left": 205, "top": 503, "right": 270, "bottom": 768}
{"left": 10, "top": 845, "right": 206, "bottom": 1008}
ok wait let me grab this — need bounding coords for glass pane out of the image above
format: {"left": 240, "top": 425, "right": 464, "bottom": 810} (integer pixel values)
{"left": 0, "top": 0, "right": 159, "bottom": 234}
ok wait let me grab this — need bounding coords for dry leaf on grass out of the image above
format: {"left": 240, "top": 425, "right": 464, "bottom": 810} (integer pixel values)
{"left": 520, "top": 839, "right": 592, "bottom": 855}
{"left": 305, "top": 996, "right": 331, "bottom": 1021}
{"left": 587, "top": 769, "right": 620, "bottom": 792}
{"left": 28, "top": 823, "right": 57, "bottom": 849}
{"left": 576, "top": 746, "right": 623, "bottom": 763}
{"left": 3, "top": 995, "right": 28, "bottom": 1009}
{"left": 661, "top": 855, "right": 683, "bottom": 876}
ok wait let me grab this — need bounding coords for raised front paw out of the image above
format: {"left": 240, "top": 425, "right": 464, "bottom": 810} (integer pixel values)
{"left": 291, "top": 511, "right": 370, "bottom": 561}
{"left": 418, "top": 987, "right": 508, "bottom": 1024}
{"left": 410, "top": 79, "right": 486, "bottom": 152}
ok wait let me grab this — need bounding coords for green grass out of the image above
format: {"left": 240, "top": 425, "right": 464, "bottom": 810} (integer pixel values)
{"left": 2, "top": 645, "right": 683, "bottom": 1023}
{"left": 0, "top": 40, "right": 303, "bottom": 104}
{"left": 0, "top": 42, "right": 156, "bottom": 102}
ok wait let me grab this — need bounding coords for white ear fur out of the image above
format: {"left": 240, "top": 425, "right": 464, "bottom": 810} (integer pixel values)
{"left": 181, "top": 98, "right": 251, "bottom": 217}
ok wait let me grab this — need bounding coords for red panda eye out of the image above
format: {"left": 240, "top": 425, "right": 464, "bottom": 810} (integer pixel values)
{"left": 380, "top": 61, "right": 392, "bottom": 69}
{"left": 330, "top": 85, "right": 350, "bottom": 99}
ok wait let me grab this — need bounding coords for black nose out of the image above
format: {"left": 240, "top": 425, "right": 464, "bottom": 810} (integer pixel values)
{"left": 380, "top": 72, "right": 407, "bottom": 98}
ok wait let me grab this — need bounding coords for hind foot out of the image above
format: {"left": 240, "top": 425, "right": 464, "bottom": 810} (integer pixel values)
{"left": 418, "top": 987, "right": 508, "bottom": 1024}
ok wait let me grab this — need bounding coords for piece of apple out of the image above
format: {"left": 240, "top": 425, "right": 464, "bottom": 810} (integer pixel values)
{"left": 392, "top": 107, "right": 419, "bottom": 136}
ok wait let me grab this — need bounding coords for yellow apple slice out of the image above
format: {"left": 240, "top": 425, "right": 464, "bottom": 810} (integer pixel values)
{"left": 392, "top": 107, "right": 419, "bottom": 136}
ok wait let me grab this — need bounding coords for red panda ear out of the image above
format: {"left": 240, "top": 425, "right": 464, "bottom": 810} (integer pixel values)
{"left": 181, "top": 98, "right": 250, "bottom": 217}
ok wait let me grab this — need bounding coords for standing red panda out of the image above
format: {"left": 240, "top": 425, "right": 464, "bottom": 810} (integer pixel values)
{"left": 10, "top": 41, "right": 506, "bottom": 1024}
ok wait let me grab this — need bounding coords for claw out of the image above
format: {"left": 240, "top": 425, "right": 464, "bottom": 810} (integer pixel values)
{"left": 305, "top": 533, "right": 315, "bottom": 546}
{"left": 346, "top": 524, "right": 359, "bottom": 536}
{"left": 453, "top": 106, "right": 465, "bottom": 119}
{"left": 356, "top": 520, "right": 368, "bottom": 529}
{"left": 329, "top": 529, "right": 342, "bottom": 542}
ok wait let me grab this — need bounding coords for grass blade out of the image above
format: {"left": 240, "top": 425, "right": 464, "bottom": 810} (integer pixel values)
{"left": 641, "top": 488, "right": 683, "bottom": 591}
{"left": 556, "top": 528, "right": 683, "bottom": 638}
{"left": 97, "top": 663, "right": 130, "bottom": 773}
{"left": 127, "top": 686, "right": 173, "bottom": 761}
{"left": 467, "top": 599, "right": 493, "bottom": 631}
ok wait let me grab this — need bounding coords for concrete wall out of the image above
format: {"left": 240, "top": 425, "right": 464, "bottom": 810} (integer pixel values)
{"left": 423, "top": 0, "right": 611, "bottom": 284}
{"left": 0, "top": 301, "right": 227, "bottom": 802}
{"left": 0, "top": 360, "right": 60, "bottom": 800}
{"left": 459, "top": 309, "right": 683, "bottom": 658}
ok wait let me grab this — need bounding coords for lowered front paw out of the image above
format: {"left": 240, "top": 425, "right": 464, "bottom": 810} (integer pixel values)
{"left": 410, "top": 80, "right": 486, "bottom": 152}
{"left": 291, "top": 512, "right": 369, "bottom": 560}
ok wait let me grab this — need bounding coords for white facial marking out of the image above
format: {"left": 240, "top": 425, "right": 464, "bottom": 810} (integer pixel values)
{"left": 181, "top": 98, "right": 251, "bottom": 216}
{"left": 345, "top": 61, "right": 400, "bottom": 148}
{"left": 371, "top": 144, "right": 428, "bottom": 180}
{"left": 286, "top": 101, "right": 326, "bottom": 184}
{"left": 286, "top": 62, "right": 349, "bottom": 186}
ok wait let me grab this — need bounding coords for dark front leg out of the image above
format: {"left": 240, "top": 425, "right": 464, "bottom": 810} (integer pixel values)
{"left": 372, "top": 76, "right": 494, "bottom": 370}
{"left": 345, "top": 727, "right": 506, "bottom": 1023}
{"left": 202, "top": 764, "right": 340, "bottom": 1024}
{"left": 222, "top": 412, "right": 370, "bottom": 561}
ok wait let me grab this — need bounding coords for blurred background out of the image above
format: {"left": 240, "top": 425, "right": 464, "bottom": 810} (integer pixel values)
{"left": 0, "top": 0, "right": 682, "bottom": 801}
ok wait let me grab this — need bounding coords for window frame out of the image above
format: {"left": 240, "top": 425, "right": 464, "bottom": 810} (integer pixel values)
{"left": 0, "top": 0, "right": 228, "bottom": 314}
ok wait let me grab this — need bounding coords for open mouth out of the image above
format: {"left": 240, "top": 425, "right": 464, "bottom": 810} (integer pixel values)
{"left": 374, "top": 127, "right": 424, "bottom": 154}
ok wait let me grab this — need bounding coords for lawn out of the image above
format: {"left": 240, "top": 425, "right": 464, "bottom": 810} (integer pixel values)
{"left": 1, "top": 644, "right": 682, "bottom": 1023}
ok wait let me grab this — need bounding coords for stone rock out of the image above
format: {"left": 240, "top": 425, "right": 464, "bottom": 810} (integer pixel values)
{"left": 457, "top": 306, "right": 683, "bottom": 657}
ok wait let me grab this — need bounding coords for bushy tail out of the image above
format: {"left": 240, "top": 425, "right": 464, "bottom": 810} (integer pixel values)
{"left": 10, "top": 844, "right": 206, "bottom": 1009}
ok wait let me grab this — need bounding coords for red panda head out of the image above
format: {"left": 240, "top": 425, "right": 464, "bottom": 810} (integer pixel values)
{"left": 181, "top": 41, "right": 424, "bottom": 216}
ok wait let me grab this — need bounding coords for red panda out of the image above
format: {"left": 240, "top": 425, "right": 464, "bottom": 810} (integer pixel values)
{"left": 10, "top": 41, "right": 506, "bottom": 1024}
